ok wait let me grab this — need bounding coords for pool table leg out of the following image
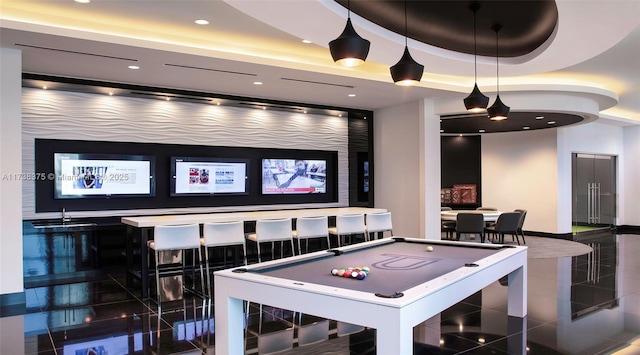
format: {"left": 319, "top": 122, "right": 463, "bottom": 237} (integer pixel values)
{"left": 214, "top": 282, "right": 245, "bottom": 355}
{"left": 507, "top": 263, "right": 527, "bottom": 317}
{"left": 376, "top": 312, "right": 412, "bottom": 354}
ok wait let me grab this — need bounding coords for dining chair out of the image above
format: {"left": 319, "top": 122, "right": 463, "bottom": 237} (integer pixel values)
{"left": 200, "top": 221, "right": 247, "bottom": 297}
{"left": 328, "top": 214, "right": 367, "bottom": 247}
{"left": 245, "top": 218, "right": 294, "bottom": 263}
{"left": 455, "top": 213, "right": 486, "bottom": 243}
{"left": 440, "top": 207, "right": 456, "bottom": 240}
{"left": 148, "top": 223, "right": 205, "bottom": 307}
{"left": 365, "top": 212, "right": 393, "bottom": 240}
{"left": 292, "top": 216, "right": 330, "bottom": 254}
{"left": 514, "top": 209, "right": 528, "bottom": 245}
{"left": 484, "top": 212, "right": 522, "bottom": 244}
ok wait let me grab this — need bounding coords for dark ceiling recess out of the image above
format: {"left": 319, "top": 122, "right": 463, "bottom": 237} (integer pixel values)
{"left": 440, "top": 112, "right": 583, "bottom": 134}
{"left": 336, "top": 0, "right": 558, "bottom": 57}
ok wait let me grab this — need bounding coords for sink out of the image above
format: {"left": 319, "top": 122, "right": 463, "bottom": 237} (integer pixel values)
{"left": 32, "top": 222, "right": 97, "bottom": 229}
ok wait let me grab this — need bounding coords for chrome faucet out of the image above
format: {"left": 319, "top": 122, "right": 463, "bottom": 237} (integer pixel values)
{"left": 62, "top": 208, "right": 71, "bottom": 223}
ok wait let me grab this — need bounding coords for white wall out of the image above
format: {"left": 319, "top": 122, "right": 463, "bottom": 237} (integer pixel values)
{"left": 482, "top": 129, "right": 560, "bottom": 233}
{"left": 0, "top": 48, "right": 24, "bottom": 297}
{"left": 374, "top": 99, "right": 440, "bottom": 239}
{"left": 623, "top": 125, "right": 640, "bottom": 226}
{"left": 21, "top": 88, "right": 350, "bottom": 219}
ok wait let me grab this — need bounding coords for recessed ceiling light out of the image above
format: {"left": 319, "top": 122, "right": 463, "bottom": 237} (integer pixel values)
{"left": 42, "top": 86, "right": 47, "bottom": 90}
{"left": 195, "top": 19, "right": 209, "bottom": 25}
{"left": 478, "top": 129, "right": 485, "bottom": 133}
{"left": 440, "top": 129, "right": 444, "bottom": 133}
{"left": 165, "top": 97, "right": 170, "bottom": 101}
{"left": 302, "top": 39, "right": 312, "bottom": 44}
{"left": 547, "top": 121, "right": 556, "bottom": 125}
{"left": 348, "top": 93, "right": 356, "bottom": 97}
{"left": 108, "top": 92, "right": 114, "bottom": 96}
{"left": 523, "top": 126, "right": 530, "bottom": 130}
{"left": 74, "top": 0, "right": 90, "bottom": 3}
{"left": 535, "top": 116, "right": 544, "bottom": 120}
{"left": 216, "top": 102, "right": 221, "bottom": 106}
{"left": 128, "top": 65, "right": 140, "bottom": 70}
{"left": 363, "top": 117, "right": 367, "bottom": 120}
{"left": 303, "top": 110, "right": 307, "bottom": 114}
{"left": 262, "top": 106, "right": 266, "bottom": 110}
{"left": 253, "top": 81, "right": 263, "bottom": 85}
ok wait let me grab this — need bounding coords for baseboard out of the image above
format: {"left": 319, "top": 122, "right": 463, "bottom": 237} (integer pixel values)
{"left": 0, "top": 291, "right": 26, "bottom": 317}
{"left": 523, "top": 230, "right": 573, "bottom": 241}
{"left": 616, "top": 225, "right": 640, "bottom": 235}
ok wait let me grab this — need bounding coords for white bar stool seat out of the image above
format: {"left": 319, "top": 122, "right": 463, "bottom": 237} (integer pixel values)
{"left": 245, "top": 218, "right": 294, "bottom": 263}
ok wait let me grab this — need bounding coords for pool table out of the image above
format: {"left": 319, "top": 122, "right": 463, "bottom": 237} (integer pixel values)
{"left": 214, "top": 237, "right": 527, "bottom": 354}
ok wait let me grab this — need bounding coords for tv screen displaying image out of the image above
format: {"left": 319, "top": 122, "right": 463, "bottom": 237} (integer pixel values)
{"left": 171, "top": 157, "right": 249, "bottom": 196}
{"left": 54, "top": 153, "right": 155, "bottom": 199}
{"left": 262, "top": 159, "right": 326, "bottom": 194}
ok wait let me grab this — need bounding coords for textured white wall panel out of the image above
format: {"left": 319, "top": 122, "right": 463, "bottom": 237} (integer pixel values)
{"left": 22, "top": 88, "right": 348, "bottom": 218}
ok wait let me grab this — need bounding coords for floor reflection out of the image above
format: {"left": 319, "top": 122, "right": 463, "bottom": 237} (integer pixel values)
{"left": 2, "top": 233, "right": 639, "bottom": 354}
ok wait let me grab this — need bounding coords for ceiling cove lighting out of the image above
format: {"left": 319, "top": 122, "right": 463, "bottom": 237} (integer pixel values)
{"left": 463, "top": 2, "right": 489, "bottom": 112}
{"left": 487, "top": 23, "right": 510, "bottom": 121}
{"left": 390, "top": 0, "right": 424, "bottom": 86}
{"left": 329, "top": 0, "right": 370, "bottom": 67}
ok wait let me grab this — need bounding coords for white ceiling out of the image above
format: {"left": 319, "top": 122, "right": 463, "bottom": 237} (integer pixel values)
{"left": 1, "top": 0, "right": 639, "bottom": 126}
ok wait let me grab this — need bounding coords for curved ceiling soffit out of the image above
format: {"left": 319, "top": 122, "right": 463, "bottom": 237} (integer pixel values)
{"left": 223, "top": 0, "right": 639, "bottom": 78}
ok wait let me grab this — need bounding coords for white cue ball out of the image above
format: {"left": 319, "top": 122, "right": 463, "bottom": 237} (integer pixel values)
{"left": 426, "top": 246, "right": 434, "bottom": 252}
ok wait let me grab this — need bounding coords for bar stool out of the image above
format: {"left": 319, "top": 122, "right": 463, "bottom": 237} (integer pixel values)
{"left": 292, "top": 216, "right": 330, "bottom": 254}
{"left": 200, "top": 221, "right": 247, "bottom": 297}
{"left": 148, "top": 223, "right": 205, "bottom": 306}
{"left": 329, "top": 214, "right": 366, "bottom": 247}
{"left": 365, "top": 212, "right": 393, "bottom": 240}
{"left": 245, "top": 218, "right": 294, "bottom": 263}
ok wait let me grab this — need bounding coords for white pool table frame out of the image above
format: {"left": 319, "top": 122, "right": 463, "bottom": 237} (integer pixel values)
{"left": 214, "top": 237, "right": 527, "bottom": 354}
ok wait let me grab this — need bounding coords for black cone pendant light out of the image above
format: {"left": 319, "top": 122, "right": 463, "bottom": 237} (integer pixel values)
{"left": 390, "top": 0, "right": 424, "bottom": 86}
{"left": 487, "top": 23, "right": 510, "bottom": 120}
{"left": 463, "top": 2, "right": 489, "bottom": 112}
{"left": 329, "top": 0, "right": 370, "bottom": 67}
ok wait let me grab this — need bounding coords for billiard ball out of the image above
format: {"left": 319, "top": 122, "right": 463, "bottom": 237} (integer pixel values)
{"left": 357, "top": 271, "right": 366, "bottom": 280}
{"left": 337, "top": 269, "right": 345, "bottom": 277}
{"left": 426, "top": 246, "right": 434, "bottom": 252}
{"left": 351, "top": 271, "right": 359, "bottom": 278}
{"left": 362, "top": 266, "right": 370, "bottom": 273}
{"left": 331, "top": 268, "right": 339, "bottom": 275}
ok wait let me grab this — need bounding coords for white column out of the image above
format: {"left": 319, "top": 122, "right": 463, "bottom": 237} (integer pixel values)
{"left": 0, "top": 48, "right": 24, "bottom": 299}
{"left": 419, "top": 99, "right": 441, "bottom": 240}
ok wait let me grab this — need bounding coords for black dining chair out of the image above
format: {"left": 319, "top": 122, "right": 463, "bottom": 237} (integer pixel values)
{"left": 441, "top": 207, "right": 456, "bottom": 240}
{"left": 514, "top": 209, "right": 528, "bottom": 245}
{"left": 484, "top": 212, "right": 522, "bottom": 244}
{"left": 455, "top": 213, "right": 485, "bottom": 243}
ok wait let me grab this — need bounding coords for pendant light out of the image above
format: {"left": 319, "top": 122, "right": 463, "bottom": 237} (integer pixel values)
{"left": 463, "top": 2, "right": 489, "bottom": 112}
{"left": 390, "top": 0, "right": 424, "bottom": 86}
{"left": 487, "top": 23, "right": 510, "bottom": 120}
{"left": 329, "top": 0, "right": 370, "bottom": 67}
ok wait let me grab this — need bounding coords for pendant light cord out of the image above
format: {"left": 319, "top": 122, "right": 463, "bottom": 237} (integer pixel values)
{"left": 404, "top": 0, "right": 408, "bottom": 47}
{"left": 473, "top": 9, "right": 478, "bottom": 82}
{"left": 495, "top": 26, "right": 500, "bottom": 96}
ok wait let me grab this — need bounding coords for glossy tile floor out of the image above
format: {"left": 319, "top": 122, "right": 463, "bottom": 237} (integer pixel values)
{"left": 2, "top": 233, "right": 639, "bottom": 354}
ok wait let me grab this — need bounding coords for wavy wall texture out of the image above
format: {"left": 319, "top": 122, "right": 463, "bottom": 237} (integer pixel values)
{"left": 22, "top": 88, "right": 348, "bottom": 218}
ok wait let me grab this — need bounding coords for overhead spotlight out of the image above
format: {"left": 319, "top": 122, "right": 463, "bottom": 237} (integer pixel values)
{"left": 463, "top": 2, "right": 489, "bottom": 112}
{"left": 487, "top": 23, "right": 510, "bottom": 121}
{"left": 329, "top": 0, "right": 370, "bottom": 67}
{"left": 390, "top": 0, "right": 424, "bottom": 86}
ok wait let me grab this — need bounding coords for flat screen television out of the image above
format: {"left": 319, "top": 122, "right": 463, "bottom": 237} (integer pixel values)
{"left": 262, "top": 158, "right": 326, "bottom": 194}
{"left": 170, "top": 157, "right": 249, "bottom": 196}
{"left": 54, "top": 153, "right": 156, "bottom": 199}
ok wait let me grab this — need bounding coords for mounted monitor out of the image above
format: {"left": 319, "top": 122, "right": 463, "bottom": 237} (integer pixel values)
{"left": 54, "top": 153, "right": 156, "bottom": 199}
{"left": 262, "top": 158, "right": 326, "bottom": 194}
{"left": 170, "top": 157, "right": 249, "bottom": 196}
